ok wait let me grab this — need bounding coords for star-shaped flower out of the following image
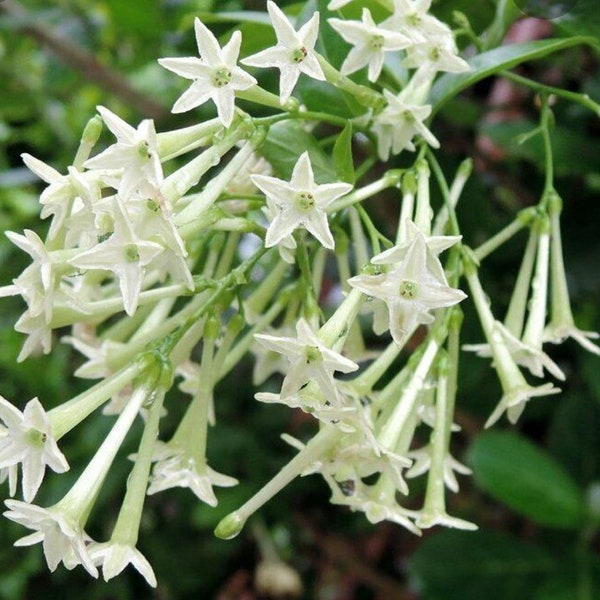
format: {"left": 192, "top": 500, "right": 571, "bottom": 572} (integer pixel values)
{"left": 463, "top": 321, "right": 566, "bottom": 381}
{"left": 0, "top": 396, "right": 69, "bottom": 502}
{"left": 69, "top": 200, "right": 163, "bottom": 316}
{"left": 348, "top": 230, "right": 466, "bottom": 344}
{"left": 372, "top": 90, "right": 439, "bottom": 160}
{"left": 88, "top": 541, "right": 156, "bottom": 587}
{"left": 84, "top": 106, "right": 163, "bottom": 198}
{"left": 241, "top": 1, "right": 325, "bottom": 103}
{"left": 328, "top": 8, "right": 411, "bottom": 82}
{"left": 254, "top": 317, "right": 358, "bottom": 401}
{"left": 4, "top": 499, "right": 97, "bottom": 576}
{"left": 251, "top": 152, "right": 352, "bottom": 249}
{"left": 158, "top": 18, "right": 256, "bottom": 127}
{"left": 147, "top": 443, "right": 237, "bottom": 506}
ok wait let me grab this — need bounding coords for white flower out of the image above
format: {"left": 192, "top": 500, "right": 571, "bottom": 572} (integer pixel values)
{"left": 416, "top": 510, "right": 477, "bottom": 531}
{"left": 88, "top": 541, "right": 157, "bottom": 587}
{"left": 385, "top": 0, "right": 451, "bottom": 41}
{"left": 406, "top": 445, "right": 471, "bottom": 493}
{"left": 328, "top": 8, "right": 411, "bottom": 82}
{"left": 325, "top": 475, "right": 421, "bottom": 534}
{"left": 254, "top": 317, "right": 358, "bottom": 401}
{"left": 0, "top": 396, "right": 69, "bottom": 502}
{"left": 251, "top": 325, "right": 295, "bottom": 385}
{"left": 348, "top": 230, "right": 466, "bottom": 344}
{"left": 402, "top": 37, "right": 470, "bottom": 74}
{"left": 485, "top": 381, "right": 561, "bottom": 428}
{"left": 3, "top": 229, "right": 56, "bottom": 322}
{"left": 544, "top": 322, "right": 600, "bottom": 356}
{"left": 463, "top": 321, "right": 565, "bottom": 381}
{"left": 84, "top": 106, "right": 163, "bottom": 198}
{"left": 69, "top": 199, "right": 163, "bottom": 316}
{"left": 251, "top": 152, "right": 352, "bottom": 249}
{"left": 372, "top": 90, "right": 439, "bottom": 160}
{"left": 147, "top": 444, "right": 237, "bottom": 506}
{"left": 21, "top": 153, "right": 74, "bottom": 239}
{"left": 158, "top": 18, "right": 256, "bottom": 127}
{"left": 261, "top": 198, "right": 297, "bottom": 263}
{"left": 4, "top": 499, "right": 97, "bottom": 576}
{"left": 241, "top": 1, "right": 325, "bottom": 103}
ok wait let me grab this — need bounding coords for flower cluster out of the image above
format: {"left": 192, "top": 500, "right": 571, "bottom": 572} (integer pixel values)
{"left": 0, "top": 0, "right": 597, "bottom": 590}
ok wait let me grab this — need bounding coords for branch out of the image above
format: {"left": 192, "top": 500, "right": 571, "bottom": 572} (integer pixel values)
{"left": 0, "top": 0, "right": 169, "bottom": 120}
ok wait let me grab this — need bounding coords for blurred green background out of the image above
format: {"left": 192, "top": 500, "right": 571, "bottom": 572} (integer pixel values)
{"left": 0, "top": 0, "right": 599, "bottom": 598}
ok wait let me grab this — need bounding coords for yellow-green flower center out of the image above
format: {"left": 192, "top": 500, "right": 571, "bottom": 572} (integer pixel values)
{"left": 125, "top": 244, "right": 140, "bottom": 262}
{"left": 370, "top": 34, "right": 385, "bottom": 50}
{"left": 428, "top": 46, "right": 441, "bottom": 61}
{"left": 27, "top": 429, "right": 47, "bottom": 448}
{"left": 399, "top": 279, "right": 418, "bottom": 299}
{"left": 291, "top": 46, "right": 308, "bottom": 64}
{"left": 305, "top": 345, "right": 323, "bottom": 364}
{"left": 211, "top": 66, "right": 232, "bottom": 88}
{"left": 137, "top": 140, "right": 151, "bottom": 160}
{"left": 295, "top": 190, "right": 315, "bottom": 211}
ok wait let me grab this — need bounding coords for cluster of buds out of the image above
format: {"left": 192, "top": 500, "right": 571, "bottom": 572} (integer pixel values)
{"left": 0, "top": 0, "right": 597, "bottom": 588}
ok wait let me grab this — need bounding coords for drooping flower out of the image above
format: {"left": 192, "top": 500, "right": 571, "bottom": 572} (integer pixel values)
{"left": 241, "top": 1, "right": 325, "bottom": 103}
{"left": 251, "top": 152, "right": 352, "bottom": 249}
{"left": 84, "top": 106, "right": 163, "bottom": 198}
{"left": 69, "top": 199, "right": 163, "bottom": 316}
{"left": 88, "top": 541, "right": 157, "bottom": 587}
{"left": 328, "top": 8, "right": 412, "bottom": 82}
{"left": 147, "top": 443, "right": 238, "bottom": 506}
{"left": 0, "top": 396, "right": 69, "bottom": 502}
{"left": 158, "top": 18, "right": 257, "bottom": 127}
{"left": 4, "top": 500, "right": 97, "bottom": 576}
{"left": 371, "top": 90, "right": 439, "bottom": 160}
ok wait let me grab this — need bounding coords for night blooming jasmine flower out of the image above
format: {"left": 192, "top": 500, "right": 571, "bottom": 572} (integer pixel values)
{"left": 241, "top": 1, "right": 325, "bottom": 103}
{"left": 406, "top": 445, "right": 472, "bottom": 494}
{"left": 20, "top": 154, "right": 74, "bottom": 239}
{"left": 372, "top": 91, "right": 439, "bottom": 160}
{"left": 3, "top": 500, "right": 97, "bottom": 576}
{"left": 328, "top": 9, "right": 412, "bottom": 82}
{"left": 2, "top": 229, "right": 56, "bottom": 322}
{"left": 348, "top": 230, "right": 466, "bottom": 344}
{"left": 69, "top": 200, "right": 163, "bottom": 316}
{"left": 84, "top": 106, "right": 163, "bottom": 198}
{"left": 251, "top": 152, "right": 352, "bottom": 249}
{"left": 385, "top": 0, "right": 452, "bottom": 41}
{"left": 88, "top": 542, "right": 157, "bottom": 587}
{"left": 147, "top": 443, "right": 238, "bottom": 506}
{"left": 158, "top": 18, "right": 256, "bottom": 127}
{"left": 463, "top": 321, "right": 566, "bottom": 381}
{"left": 0, "top": 396, "right": 68, "bottom": 502}
{"left": 254, "top": 318, "right": 359, "bottom": 401}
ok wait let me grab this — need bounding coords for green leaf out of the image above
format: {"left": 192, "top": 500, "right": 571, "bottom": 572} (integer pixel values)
{"left": 468, "top": 431, "right": 585, "bottom": 529}
{"left": 333, "top": 122, "right": 355, "bottom": 184}
{"left": 259, "top": 120, "right": 336, "bottom": 181}
{"left": 431, "top": 37, "right": 597, "bottom": 114}
{"left": 556, "top": 0, "right": 600, "bottom": 43}
{"left": 408, "top": 529, "right": 553, "bottom": 600}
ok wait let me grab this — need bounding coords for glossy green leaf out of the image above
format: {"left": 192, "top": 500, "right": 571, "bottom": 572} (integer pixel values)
{"left": 431, "top": 37, "right": 597, "bottom": 114}
{"left": 333, "top": 122, "right": 355, "bottom": 184}
{"left": 468, "top": 431, "right": 585, "bottom": 529}
{"left": 259, "top": 120, "right": 336, "bottom": 181}
{"left": 409, "top": 529, "right": 553, "bottom": 600}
